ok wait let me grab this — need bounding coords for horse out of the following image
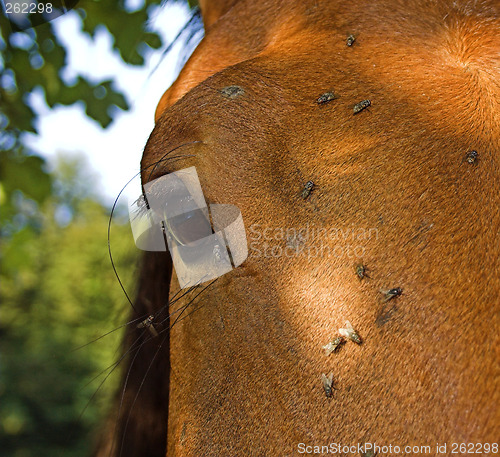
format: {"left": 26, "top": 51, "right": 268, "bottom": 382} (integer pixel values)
{"left": 95, "top": 0, "right": 500, "bottom": 455}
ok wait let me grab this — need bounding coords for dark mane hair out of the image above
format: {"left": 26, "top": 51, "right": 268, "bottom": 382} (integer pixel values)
{"left": 93, "top": 252, "right": 173, "bottom": 457}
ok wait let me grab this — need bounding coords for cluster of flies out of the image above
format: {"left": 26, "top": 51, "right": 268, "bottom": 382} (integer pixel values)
{"left": 315, "top": 35, "right": 369, "bottom": 115}
{"left": 357, "top": 264, "right": 403, "bottom": 302}
{"left": 321, "top": 264, "right": 403, "bottom": 398}
{"left": 304, "top": 32, "right": 476, "bottom": 399}
{"left": 321, "top": 320, "right": 361, "bottom": 398}
{"left": 316, "top": 89, "right": 371, "bottom": 115}
{"left": 316, "top": 35, "right": 480, "bottom": 168}
{"left": 302, "top": 34, "right": 372, "bottom": 202}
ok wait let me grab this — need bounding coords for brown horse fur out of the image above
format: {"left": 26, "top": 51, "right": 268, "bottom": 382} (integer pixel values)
{"left": 95, "top": 0, "right": 500, "bottom": 455}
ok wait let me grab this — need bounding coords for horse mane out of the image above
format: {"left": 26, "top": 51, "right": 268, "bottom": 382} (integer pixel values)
{"left": 93, "top": 252, "right": 172, "bottom": 457}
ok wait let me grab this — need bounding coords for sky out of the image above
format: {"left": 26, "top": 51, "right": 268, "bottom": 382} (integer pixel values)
{"left": 22, "top": 1, "right": 202, "bottom": 206}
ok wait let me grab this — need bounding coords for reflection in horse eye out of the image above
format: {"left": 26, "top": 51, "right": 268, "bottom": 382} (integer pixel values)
{"left": 338, "top": 320, "right": 362, "bottom": 344}
{"left": 353, "top": 99, "right": 371, "bottom": 114}
{"left": 346, "top": 34, "right": 356, "bottom": 46}
{"left": 380, "top": 287, "right": 402, "bottom": 302}
{"left": 466, "top": 150, "right": 479, "bottom": 164}
{"left": 316, "top": 91, "right": 336, "bottom": 104}
{"left": 137, "top": 315, "right": 159, "bottom": 337}
{"left": 301, "top": 180, "right": 315, "bottom": 199}
{"left": 165, "top": 208, "right": 213, "bottom": 246}
{"left": 322, "top": 336, "right": 345, "bottom": 355}
{"left": 321, "top": 372, "right": 335, "bottom": 398}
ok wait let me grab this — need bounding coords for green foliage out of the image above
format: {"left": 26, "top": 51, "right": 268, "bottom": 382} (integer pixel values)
{"left": 0, "top": 1, "right": 199, "bottom": 455}
{"left": 0, "top": 153, "right": 51, "bottom": 203}
{"left": 0, "top": 0, "right": 166, "bottom": 141}
{"left": 80, "top": 0, "right": 163, "bottom": 66}
{"left": 0, "top": 0, "right": 164, "bottom": 238}
{"left": 0, "top": 164, "right": 140, "bottom": 457}
{"left": 0, "top": 151, "right": 52, "bottom": 234}
{"left": 0, "top": 0, "right": 199, "bottom": 234}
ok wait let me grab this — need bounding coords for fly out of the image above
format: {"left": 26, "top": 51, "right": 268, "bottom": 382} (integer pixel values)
{"left": 380, "top": 287, "right": 402, "bottom": 302}
{"left": 321, "top": 372, "right": 336, "bottom": 398}
{"left": 220, "top": 85, "right": 245, "bottom": 99}
{"left": 338, "top": 320, "right": 362, "bottom": 344}
{"left": 465, "top": 150, "right": 479, "bottom": 164}
{"left": 317, "top": 91, "right": 336, "bottom": 104}
{"left": 301, "top": 180, "right": 314, "bottom": 199}
{"left": 137, "top": 315, "right": 159, "bottom": 337}
{"left": 355, "top": 263, "right": 369, "bottom": 280}
{"left": 322, "top": 336, "right": 345, "bottom": 355}
{"left": 353, "top": 99, "right": 371, "bottom": 114}
{"left": 346, "top": 34, "right": 356, "bottom": 46}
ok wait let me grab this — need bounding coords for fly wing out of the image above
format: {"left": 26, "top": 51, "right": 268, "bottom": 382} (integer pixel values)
{"left": 149, "top": 325, "right": 159, "bottom": 338}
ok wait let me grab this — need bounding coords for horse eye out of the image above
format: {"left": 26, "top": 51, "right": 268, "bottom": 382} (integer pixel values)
{"left": 165, "top": 208, "right": 213, "bottom": 246}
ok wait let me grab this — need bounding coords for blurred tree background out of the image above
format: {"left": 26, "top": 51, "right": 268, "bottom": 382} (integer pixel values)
{"left": 0, "top": 1, "right": 200, "bottom": 455}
